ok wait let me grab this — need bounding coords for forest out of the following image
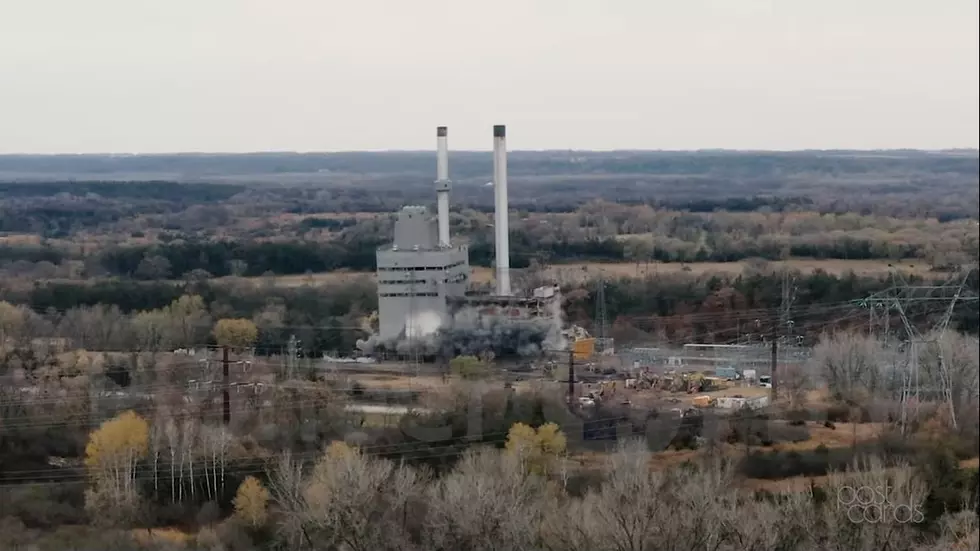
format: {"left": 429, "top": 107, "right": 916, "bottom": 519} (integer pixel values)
{"left": 1, "top": 266, "right": 977, "bottom": 358}
{"left": 1, "top": 150, "right": 978, "bottom": 550}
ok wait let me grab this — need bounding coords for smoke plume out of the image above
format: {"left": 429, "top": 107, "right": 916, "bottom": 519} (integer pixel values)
{"left": 356, "top": 304, "right": 567, "bottom": 359}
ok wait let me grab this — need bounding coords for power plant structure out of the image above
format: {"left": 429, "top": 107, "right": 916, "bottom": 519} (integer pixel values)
{"left": 366, "top": 125, "right": 566, "bottom": 359}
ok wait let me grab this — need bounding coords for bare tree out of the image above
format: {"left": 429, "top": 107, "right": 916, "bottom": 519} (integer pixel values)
{"left": 919, "top": 331, "right": 980, "bottom": 432}
{"left": 163, "top": 416, "right": 180, "bottom": 503}
{"left": 274, "top": 444, "right": 423, "bottom": 551}
{"left": 199, "top": 424, "right": 231, "bottom": 501}
{"left": 57, "top": 305, "right": 131, "bottom": 351}
{"left": 542, "top": 439, "right": 744, "bottom": 551}
{"left": 269, "top": 451, "right": 308, "bottom": 549}
{"left": 424, "top": 447, "right": 547, "bottom": 551}
{"left": 165, "top": 295, "right": 212, "bottom": 349}
{"left": 810, "top": 331, "right": 897, "bottom": 403}
{"left": 814, "top": 457, "right": 931, "bottom": 551}
{"left": 776, "top": 362, "right": 813, "bottom": 409}
{"left": 921, "top": 511, "right": 979, "bottom": 551}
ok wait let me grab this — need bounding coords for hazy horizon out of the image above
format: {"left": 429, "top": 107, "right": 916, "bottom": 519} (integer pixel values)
{"left": 1, "top": 147, "right": 978, "bottom": 157}
{"left": 2, "top": 0, "right": 977, "bottom": 154}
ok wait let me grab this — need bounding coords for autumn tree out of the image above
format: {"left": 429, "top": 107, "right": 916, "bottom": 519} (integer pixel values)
{"left": 84, "top": 410, "right": 150, "bottom": 525}
{"left": 505, "top": 422, "right": 567, "bottom": 475}
{"left": 214, "top": 318, "right": 258, "bottom": 350}
{"left": 234, "top": 476, "right": 271, "bottom": 529}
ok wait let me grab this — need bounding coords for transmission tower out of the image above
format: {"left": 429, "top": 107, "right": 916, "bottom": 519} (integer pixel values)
{"left": 863, "top": 268, "right": 978, "bottom": 431}
{"left": 867, "top": 301, "right": 892, "bottom": 338}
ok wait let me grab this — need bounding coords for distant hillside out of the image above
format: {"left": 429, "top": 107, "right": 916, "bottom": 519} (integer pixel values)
{"left": 0, "top": 149, "right": 976, "bottom": 181}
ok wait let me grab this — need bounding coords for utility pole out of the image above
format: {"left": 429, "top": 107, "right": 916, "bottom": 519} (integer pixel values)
{"left": 286, "top": 334, "right": 299, "bottom": 380}
{"left": 770, "top": 339, "right": 778, "bottom": 403}
{"left": 567, "top": 349, "right": 576, "bottom": 406}
{"left": 595, "top": 277, "right": 608, "bottom": 353}
{"left": 222, "top": 346, "right": 231, "bottom": 425}
{"left": 779, "top": 269, "right": 796, "bottom": 345}
{"left": 772, "top": 269, "right": 794, "bottom": 404}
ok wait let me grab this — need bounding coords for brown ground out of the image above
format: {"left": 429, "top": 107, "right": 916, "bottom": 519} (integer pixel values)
{"left": 573, "top": 418, "right": 977, "bottom": 495}
{"left": 341, "top": 372, "right": 447, "bottom": 390}
{"left": 229, "top": 270, "right": 374, "bottom": 287}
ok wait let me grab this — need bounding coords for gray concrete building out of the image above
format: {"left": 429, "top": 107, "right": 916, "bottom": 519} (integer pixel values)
{"left": 376, "top": 205, "right": 470, "bottom": 341}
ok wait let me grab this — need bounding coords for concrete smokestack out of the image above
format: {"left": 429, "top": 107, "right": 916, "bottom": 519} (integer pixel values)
{"left": 493, "top": 124, "right": 511, "bottom": 296}
{"left": 435, "top": 126, "right": 451, "bottom": 247}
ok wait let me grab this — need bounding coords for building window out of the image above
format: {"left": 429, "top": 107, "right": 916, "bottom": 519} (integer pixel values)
{"left": 377, "top": 260, "right": 467, "bottom": 273}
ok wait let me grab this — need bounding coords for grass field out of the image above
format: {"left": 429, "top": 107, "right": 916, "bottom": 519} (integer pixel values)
{"left": 236, "top": 258, "right": 930, "bottom": 288}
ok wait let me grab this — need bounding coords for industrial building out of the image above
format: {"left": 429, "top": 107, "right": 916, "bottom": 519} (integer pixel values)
{"left": 372, "top": 125, "right": 564, "bottom": 356}
{"left": 375, "top": 205, "right": 471, "bottom": 341}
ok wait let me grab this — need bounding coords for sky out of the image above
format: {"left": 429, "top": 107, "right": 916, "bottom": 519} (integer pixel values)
{"left": 0, "top": 0, "right": 977, "bottom": 153}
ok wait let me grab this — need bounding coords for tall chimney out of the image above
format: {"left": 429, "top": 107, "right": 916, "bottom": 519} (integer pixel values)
{"left": 493, "top": 124, "right": 511, "bottom": 296}
{"left": 435, "top": 126, "right": 451, "bottom": 247}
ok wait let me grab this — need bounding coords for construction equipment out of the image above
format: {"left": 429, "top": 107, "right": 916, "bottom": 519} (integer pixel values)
{"left": 692, "top": 395, "right": 716, "bottom": 408}
{"left": 703, "top": 376, "right": 728, "bottom": 390}
{"left": 684, "top": 374, "right": 701, "bottom": 393}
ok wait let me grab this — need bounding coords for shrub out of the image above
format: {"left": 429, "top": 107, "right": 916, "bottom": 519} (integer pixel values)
{"left": 0, "top": 485, "right": 86, "bottom": 528}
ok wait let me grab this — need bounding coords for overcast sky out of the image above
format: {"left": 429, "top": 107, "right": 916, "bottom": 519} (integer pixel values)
{"left": 0, "top": 0, "right": 977, "bottom": 153}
